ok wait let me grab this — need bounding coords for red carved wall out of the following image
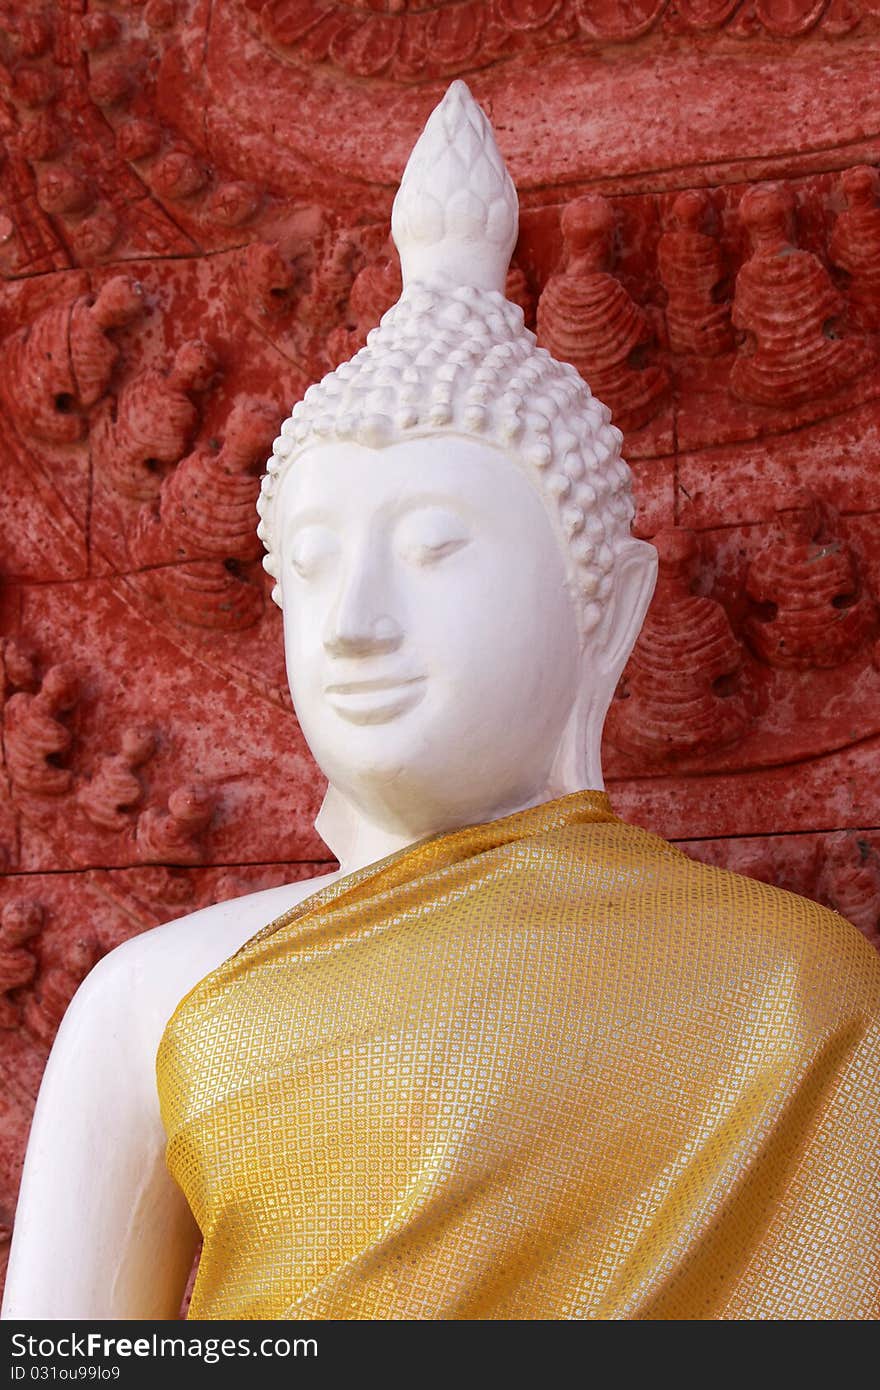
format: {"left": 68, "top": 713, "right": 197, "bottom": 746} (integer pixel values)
{"left": 1, "top": 0, "right": 879, "bottom": 1287}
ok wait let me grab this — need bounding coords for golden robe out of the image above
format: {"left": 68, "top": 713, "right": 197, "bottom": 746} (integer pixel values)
{"left": 156, "top": 791, "right": 880, "bottom": 1320}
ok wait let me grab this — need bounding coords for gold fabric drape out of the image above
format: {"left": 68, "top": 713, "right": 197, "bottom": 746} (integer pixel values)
{"left": 157, "top": 791, "right": 880, "bottom": 1319}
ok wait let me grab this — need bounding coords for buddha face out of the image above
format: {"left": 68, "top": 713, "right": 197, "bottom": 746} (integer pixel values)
{"left": 276, "top": 435, "right": 582, "bottom": 836}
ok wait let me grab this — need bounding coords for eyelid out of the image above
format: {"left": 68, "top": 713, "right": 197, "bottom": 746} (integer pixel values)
{"left": 288, "top": 524, "right": 338, "bottom": 575}
{"left": 407, "top": 536, "right": 468, "bottom": 559}
{"left": 396, "top": 518, "right": 471, "bottom": 566}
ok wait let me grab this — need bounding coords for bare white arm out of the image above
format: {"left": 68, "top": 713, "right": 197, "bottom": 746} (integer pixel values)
{"left": 1, "top": 874, "right": 340, "bottom": 1321}
{"left": 0, "top": 942, "right": 199, "bottom": 1321}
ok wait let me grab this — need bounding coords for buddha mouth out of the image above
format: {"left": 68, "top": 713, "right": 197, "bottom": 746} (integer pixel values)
{"left": 324, "top": 675, "right": 427, "bottom": 724}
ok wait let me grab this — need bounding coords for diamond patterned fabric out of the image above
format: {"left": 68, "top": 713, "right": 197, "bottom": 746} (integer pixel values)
{"left": 157, "top": 790, "right": 880, "bottom": 1319}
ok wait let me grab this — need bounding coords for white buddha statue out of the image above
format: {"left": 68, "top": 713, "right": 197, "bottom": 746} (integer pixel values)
{"left": 3, "top": 84, "right": 878, "bottom": 1323}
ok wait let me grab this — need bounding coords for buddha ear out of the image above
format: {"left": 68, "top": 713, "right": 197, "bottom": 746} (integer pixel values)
{"left": 595, "top": 538, "right": 658, "bottom": 686}
{"left": 548, "top": 538, "right": 657, "bottom": 794}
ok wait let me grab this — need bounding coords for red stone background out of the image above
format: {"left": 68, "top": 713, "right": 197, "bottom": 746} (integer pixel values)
{"left": 1, "top": 0, "right": 880, "bottom": 1289}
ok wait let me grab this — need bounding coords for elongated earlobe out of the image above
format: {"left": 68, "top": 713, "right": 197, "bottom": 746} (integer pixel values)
{"left": 548, "top": 537, "right": 657, "bottom": 794}
{"left": 597, "top": 538, "right": 658, "bottom": 684}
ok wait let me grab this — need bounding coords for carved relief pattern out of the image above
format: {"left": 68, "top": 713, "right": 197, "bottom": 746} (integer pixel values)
{"left": 606, "top": 529, "right": 751, "bottom": 759}
{"left": 1, "top": 0, "right": 880, "bottom": 1290}
{"left": 245, "top": 0, "right": 869, "bottom": 79}
{"left": 729, "top": 184, "right": 874, "bottom": 408}
{"left": 744, "top": 498, "right": 877, "bottom": 669}
{"left": 536, "top": 195, "right": 670, "bottom": 434}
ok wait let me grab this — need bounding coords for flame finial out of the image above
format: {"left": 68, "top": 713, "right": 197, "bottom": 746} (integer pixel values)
{"left": 391, "top": 81, "right": 518, "bottom": 295}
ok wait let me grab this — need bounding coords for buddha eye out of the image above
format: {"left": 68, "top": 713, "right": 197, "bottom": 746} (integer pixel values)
{"left": 288, "top": 525, "right": 339, "bottom": 580}
{"left": 395, "top": 508, "right": 470, "bottom": 567}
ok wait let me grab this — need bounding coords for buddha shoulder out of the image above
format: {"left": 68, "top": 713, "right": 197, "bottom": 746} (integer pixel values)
{"left": 650, "top": 830, "right": 879, "bottom": 1006}
{"left": 60, "top": 871, "right": 341, "bottom": 1053}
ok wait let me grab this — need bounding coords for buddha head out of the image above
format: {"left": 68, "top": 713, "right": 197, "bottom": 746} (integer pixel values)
{"left": 256, "top": 83, "right": 657, "bottom": 859}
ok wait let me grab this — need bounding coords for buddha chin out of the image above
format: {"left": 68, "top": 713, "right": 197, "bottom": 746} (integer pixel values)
{"left": 300, "top": 663, "right": 573, "bottom": 842}
{"left": 285, "top": 571, "right": 582, "bottom": 843}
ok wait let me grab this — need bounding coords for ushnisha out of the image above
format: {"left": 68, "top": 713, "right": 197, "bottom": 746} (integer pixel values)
{"left": 257, "top": 81, "right": 637, "bottom": 638}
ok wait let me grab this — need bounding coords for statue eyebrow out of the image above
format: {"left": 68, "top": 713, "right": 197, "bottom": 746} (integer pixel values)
{"left": 389, "top": 493, "right": 474, "bottom": 523}
{"left": 283, "top": 507, "right": 336, "bottom": 534}
{"left": 282, "top": 493, "right": 476, "bottom": 543}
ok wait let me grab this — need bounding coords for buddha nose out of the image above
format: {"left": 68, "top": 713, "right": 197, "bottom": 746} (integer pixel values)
{"left": 324, "top": 552, "right": 403, "bottom": 657}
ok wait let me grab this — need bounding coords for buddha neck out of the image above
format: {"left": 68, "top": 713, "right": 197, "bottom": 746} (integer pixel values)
{"left": 315, "top": 787, "right": 411, "bottom": 874}
{"left": 315, "top": 779, "right": 602, "bottom": 875}
{"left": 312, "top": 687, "right": 612, "bottom": 874}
